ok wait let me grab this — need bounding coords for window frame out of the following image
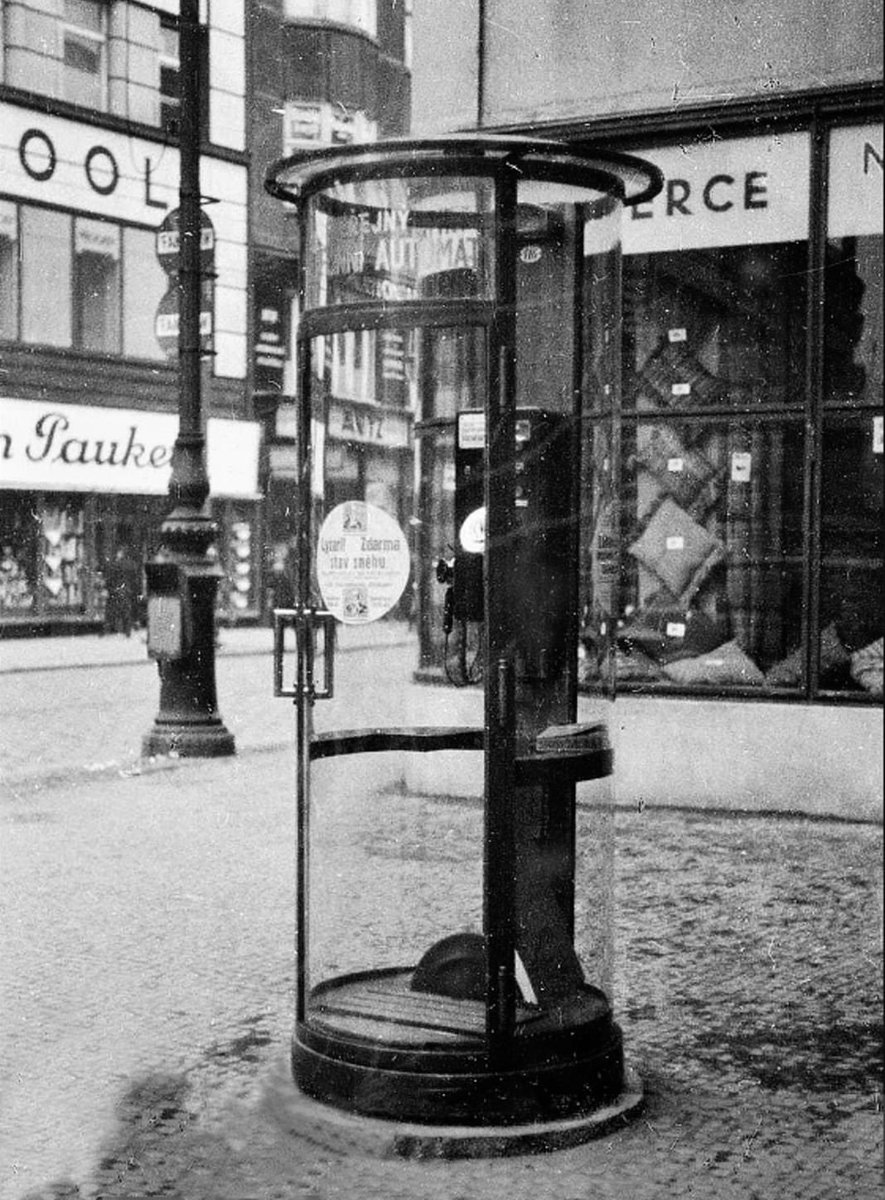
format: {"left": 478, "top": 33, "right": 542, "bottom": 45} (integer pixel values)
{"left": 61, "top": 0, "right": 108, "bottom": 111}
{"left": 2, "top": 196, "right": 170, "bottom": 365}
{"left": 573, "top": 102, "right": 883, "bottom": 706}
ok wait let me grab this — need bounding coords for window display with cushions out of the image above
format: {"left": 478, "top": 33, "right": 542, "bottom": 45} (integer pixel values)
{"left": 580, "top": 124, "right": 882, "bottom": 702}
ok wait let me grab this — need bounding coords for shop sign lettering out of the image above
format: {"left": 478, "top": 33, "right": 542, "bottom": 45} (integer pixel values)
{"left": 328, "top": 401, "right": 410, "bottom": 448}
{"left": 828, "top": 124, "right": 884, "bottom": 238}
{"left": 18, "top": 126, "right": 168, "bottom": 209}
{"left": 622, "top": 132, "right": 811, "bottom": 254}
{"left": 0, "top": 398, "right": 261, "bottom": 499}
{"left": 0, "top": 408, "right": 171, "bottom": 487}
{"left": 24, "top": 411, "right": 172, "bottom": 469}
{"left": 631, "top": 170, "right": 769, "bottom": 218}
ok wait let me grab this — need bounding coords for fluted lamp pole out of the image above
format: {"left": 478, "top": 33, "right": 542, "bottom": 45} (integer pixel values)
{"left": 142, "top": 0, "right": 235, "bottom": 758}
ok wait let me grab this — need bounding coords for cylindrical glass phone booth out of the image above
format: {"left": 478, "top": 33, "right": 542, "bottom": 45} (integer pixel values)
{"left": 267, "top": 138, "right": 662, "bottom": 1129}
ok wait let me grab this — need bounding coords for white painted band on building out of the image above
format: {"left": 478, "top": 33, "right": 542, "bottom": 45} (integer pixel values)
{"left": 0, "top": 397, "right": 260, "bottom": 499}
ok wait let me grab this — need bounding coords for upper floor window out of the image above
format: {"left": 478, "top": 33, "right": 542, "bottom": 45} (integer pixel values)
{"left": 282, "top": 100, "right": 377, "bottom": 155}
{"left": 3, "top": 199, "right": 168, "bottom": 361}
{"left": 62, "top": 0, "right": 107, "bottom": 109}
{"left": 283, "top": 0, "right": 377, "bottom": 39}
{"left": 159, "top": 15, "right": 181, "bottom": 138}
{"left": 0, "top": 201, "right": 18, "bottom": 342}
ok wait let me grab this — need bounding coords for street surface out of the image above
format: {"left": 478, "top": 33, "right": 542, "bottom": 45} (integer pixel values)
{"left": 0, "top": 630, "right": 881, "bottom": 1199}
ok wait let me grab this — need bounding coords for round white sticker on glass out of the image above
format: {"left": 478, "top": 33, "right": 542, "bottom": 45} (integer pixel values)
{"left": 316, "top": 502, "right": 410, "bottom": 624}
{"left": 459, "top": 506, "right": 486, "bottom": 554}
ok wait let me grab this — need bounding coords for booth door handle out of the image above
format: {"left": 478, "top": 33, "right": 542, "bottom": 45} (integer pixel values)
{"left": 273, "top": 608, "right": 337, "bottom": 701}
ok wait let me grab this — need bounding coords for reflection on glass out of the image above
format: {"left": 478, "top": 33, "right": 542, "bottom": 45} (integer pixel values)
{"left": 305, "top": 176, "right": 496, "bottom": 309}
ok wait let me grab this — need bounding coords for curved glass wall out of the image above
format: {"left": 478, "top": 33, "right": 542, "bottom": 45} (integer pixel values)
{"left": 268, "top": 138, "right": 661, "bottom": 1125}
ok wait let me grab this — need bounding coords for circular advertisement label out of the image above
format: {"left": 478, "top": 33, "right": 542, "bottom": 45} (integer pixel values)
{"left": 459, "top": 506, "right": 486, "bottom": 554}
{"left": 316, "top": 502, "right": 411, "bottom": 624}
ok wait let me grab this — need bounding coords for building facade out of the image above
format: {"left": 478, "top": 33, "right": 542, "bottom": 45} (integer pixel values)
{"left": 246, "top": 0, "right": 411, "bottom": 606}
{"left": 408, "top": 1, "right": 883, "bottom": 817}
{"left": 0, "top": 0, "right": 257, "bottom": 633}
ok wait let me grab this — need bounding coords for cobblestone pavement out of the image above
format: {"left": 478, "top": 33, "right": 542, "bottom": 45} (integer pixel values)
{"left": 1, "top": 635, "right": 882, "bottom": 1200}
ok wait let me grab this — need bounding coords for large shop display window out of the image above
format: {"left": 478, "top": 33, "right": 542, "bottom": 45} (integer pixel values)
{"left": 0, "top": 494, "right": 89, "bottom": 615}
{"left": 581, "top": 128, "right": 882, "bottom": 701}
{"left": 821, "top": 124, "right": 883, "bottom": 698}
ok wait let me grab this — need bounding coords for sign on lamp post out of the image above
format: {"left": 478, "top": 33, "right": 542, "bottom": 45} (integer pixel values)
{"left": 154, "top": 283, "right": 214, "bottom": 359}
{"left": 155, "top": 206, "right": 216, "bottom": 275}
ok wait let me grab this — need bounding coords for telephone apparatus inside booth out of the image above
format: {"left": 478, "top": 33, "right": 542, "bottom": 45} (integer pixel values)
{"left": 438, "top": 407, "right": 575, "bottom": 683}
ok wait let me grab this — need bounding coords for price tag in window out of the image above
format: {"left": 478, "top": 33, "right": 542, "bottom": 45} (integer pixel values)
{"left": 668, "top": 328, "right": 688, "bottom": 343}
{"left": 666, "top": 535, "right": 685, "bottom": 551}
{"left": 667, "top": 457, "right": 685, "bottom": 473}
{"left": 731, "top": 451, "right": 753, "bottom": 482}
{"left": 874, "top": 416, "right": 883, "bottom": 455}
{"left": 671, "top": 383, "right": 692, "bottom": 397}
{"left": 666, "top": 622, "right": 687, "bottom": 639}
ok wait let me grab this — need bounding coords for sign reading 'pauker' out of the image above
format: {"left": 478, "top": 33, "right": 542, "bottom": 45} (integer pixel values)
{"left": 0, "top": 398, "right": 260, "bottom": 498}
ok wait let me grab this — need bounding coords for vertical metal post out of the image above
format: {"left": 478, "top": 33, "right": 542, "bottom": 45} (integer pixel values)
{"left": 294, "top": 209, "right": 313, "bottom": 1020}
{"left": 142, "top": 0, "right": 235, "bottom": 758}
{"left": 483, "top": 166, "right": 518, "bottom": 1063}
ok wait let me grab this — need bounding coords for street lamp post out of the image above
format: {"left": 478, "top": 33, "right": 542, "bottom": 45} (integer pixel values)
{"left": 142, "top": 0, "right": 235, "bottom": 759}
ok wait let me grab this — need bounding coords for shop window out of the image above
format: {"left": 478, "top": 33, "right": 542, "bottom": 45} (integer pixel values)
{"left": 0, "top": 496, "right": 39, "bottom": 614}
{"left": 62, "top": 0, "right": 107, "bottom": 109}
{"left": 122, "top": 226, "right": 168, "bottom": 360}
{"left": 0, "top": 200, "right": 18, "bottom": 340}
{"left": 583, "top": 133, "right": 814, "bottom": 696}
{"left": 215, "top": 506, "right": 259, "bottom": 619}
{"left": 39, "top": 498, "right": 87, "bottom": 611}
{"left": 599, "top": 415, "right": 806, "bottom": 692}
{"left": 73, "top": 217, "right": 121, "bottom": 353}
{"left": 818, "top": 411, "right": 882, "bottom": 695}
{"left": 21, "top": 207, "right": 72, "bottom": 348}
{"left": 821, "top": 123, "right": 883, "bottom": 699}
{"left": 826, "top": 124, "right": 883, "bottom": 408}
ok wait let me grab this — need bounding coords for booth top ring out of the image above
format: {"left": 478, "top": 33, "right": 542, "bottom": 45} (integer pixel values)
{"left": 265, "top": 133, "right": 663, "bottom": 208}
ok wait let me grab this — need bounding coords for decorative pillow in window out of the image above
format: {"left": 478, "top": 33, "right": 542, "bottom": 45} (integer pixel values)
{"left": 633, "top": 425, "right": 721, "bottom": 512}
{"left": 614, "top": 647, "right": 664, "bottom": 682}
{"left": 663, "top": 640, "right": 764, "bottom": 686}
{"left": 850, "top": 638, "right": 883, "bottom": 696}
{"left": 637, "top": 340, "right": 722, "bottom": 409}
{"left": 628, "top": 497, "right": 727, "bottom": 604}
{"left": 765, "top": 623, "right": 851, "bottom": 688}
{"left": 617, "top": 603, "right": 727, "bottom": 664}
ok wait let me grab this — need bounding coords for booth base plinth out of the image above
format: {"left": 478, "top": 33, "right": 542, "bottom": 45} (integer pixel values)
{"left": 291, "top": 967, "right": 632, "bottom": 1135}
{"left": 276, "top": 1056, "right": 644, "bottom": 1160}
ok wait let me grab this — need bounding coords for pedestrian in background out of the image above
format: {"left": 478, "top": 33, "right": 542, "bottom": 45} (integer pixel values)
{"left": 268, "top": 542, "right": 296, "bottom": 621}
{"left": 104, "top": 545, "right": 140, "bottom": 637}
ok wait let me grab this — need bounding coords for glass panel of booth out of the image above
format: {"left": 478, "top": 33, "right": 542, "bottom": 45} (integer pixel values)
{"left": 303, "top": 322, "right": 487, "bottom": 1011}
{"left": 304, "top": 175, "right": 497, "bottom": 310}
